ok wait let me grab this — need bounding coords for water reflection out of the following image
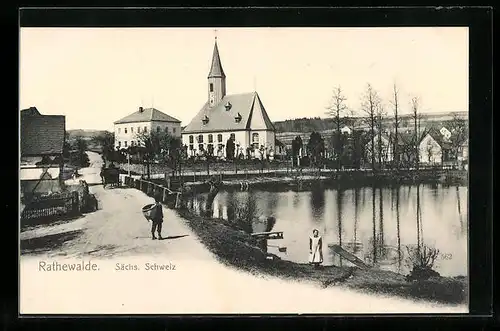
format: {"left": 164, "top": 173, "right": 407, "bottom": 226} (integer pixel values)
{"left": 310, "top": 188, "right": 325, "bottom": 222}
{"left": 191, "top": 184, "right": 468, "bottom": 277}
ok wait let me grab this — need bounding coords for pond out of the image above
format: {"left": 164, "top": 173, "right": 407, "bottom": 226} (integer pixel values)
{"left": 187, "top": 184, "right": 468, "bottom": 277}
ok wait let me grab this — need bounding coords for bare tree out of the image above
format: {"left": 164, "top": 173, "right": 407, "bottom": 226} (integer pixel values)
{"left": 375, "top": 103, "right": 387, "bottom": 168}
{"left": 361, "top": 83, "right": 381, "bottom": 171}
{"left": 390, "top": 83, "right": 402, "bottom": 169}
{"left": 426, "top": 141, "right": 434, "bottom": 164}
{"left": 326, "top": 86, "right": 349, "bottom": 171}
{"left": 448, "top": 113, "right": 468, "bottom": 167}
{"left": 410, "top": 96, "right": 422, "bottom": 170}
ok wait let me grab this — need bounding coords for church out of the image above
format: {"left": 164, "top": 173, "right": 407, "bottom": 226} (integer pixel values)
{"left": 181, "top": 38, "right": 276, "bottom": 159}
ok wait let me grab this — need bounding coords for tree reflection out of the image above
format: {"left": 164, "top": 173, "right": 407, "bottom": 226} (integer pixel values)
{"left": 337, "top": 188, "right": 344, "bottom": 266}
{"left": 396, "top": 186, "right": 402, "bottom": 271}
{"left": 310, "top": 188, "right": 325, "bottom": 222}
{"left": 353, "top": 187, "right": 360, "bottom": 254}
{"left": 456, "top": 186, "right": 465, "bottom": 235}
{"left": 377, "top": 187, "right": 385, "bottom": 259}
{"left": 372, "top": 185, "right": 377, "bottom": 264}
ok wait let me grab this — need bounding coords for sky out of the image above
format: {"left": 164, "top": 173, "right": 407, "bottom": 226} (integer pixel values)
{"left": 19, "top": 27, "right": 468, "bottom": 131}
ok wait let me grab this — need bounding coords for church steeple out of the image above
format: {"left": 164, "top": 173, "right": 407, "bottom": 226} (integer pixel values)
{"left": 208, "top": 37, "right": 225, "bottom": 79}
{"left": 207, "top": 37, "right": 226, "bottom": 107}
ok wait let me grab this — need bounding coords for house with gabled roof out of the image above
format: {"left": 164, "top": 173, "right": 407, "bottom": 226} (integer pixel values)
{"left": 418, "top": 127, "right": 452, "bottom": 165}
{"left": 113, "top": 107, "right": 181, "bottom": 150}
{"left": 181, "top": 38, "right": 276, "bottom": 159}
{"left": 20, "top": 107, "right": 66, "bottom": 198}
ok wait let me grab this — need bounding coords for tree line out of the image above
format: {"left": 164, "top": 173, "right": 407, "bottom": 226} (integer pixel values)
{"left": 290, "top": 83, "right": 468, "bottom": 171}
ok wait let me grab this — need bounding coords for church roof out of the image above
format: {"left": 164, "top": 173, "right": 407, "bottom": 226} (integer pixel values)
{"left": 207, "top": 40, "right": 225, "bottom": 78}
{"left": 182, "top": 92, "right": 275, "bottom": 134}
{"left": 114, "top": 107, "right": 181, "bottom": 124}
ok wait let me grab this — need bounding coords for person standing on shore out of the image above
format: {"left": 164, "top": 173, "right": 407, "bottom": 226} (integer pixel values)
{"left": 309, "top": 229, "right": 323, "bottom": 268}
{"left": 151, "top": 195, "right": 164, "bottom": 240}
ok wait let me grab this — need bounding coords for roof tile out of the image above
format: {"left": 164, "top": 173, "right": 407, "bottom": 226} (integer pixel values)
{"left": 21, "top": 114, "right": 65, "bottom": 156}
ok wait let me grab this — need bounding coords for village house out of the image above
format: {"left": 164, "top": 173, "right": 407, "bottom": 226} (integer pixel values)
{"left": 340, "top": 125, "right": 352, "bottom": 135}
{"left": 181, "top": 38, "right": 276, "bottom": 159}
{"left": 364, "top": 133, "right": 394, "bottom": 165}
{"left": 418, "top": 128, "right": 452, "bottom": 165}
{"left": 114, "top": 107, "right": 181, "bottom": 150}
{"left": 20, "top": 107, "right": 66, "bottom": 200}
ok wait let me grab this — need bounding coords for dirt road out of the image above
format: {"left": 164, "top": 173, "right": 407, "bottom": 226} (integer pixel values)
{"left": 22, "top": 151, "right": 215, "bottom": 261}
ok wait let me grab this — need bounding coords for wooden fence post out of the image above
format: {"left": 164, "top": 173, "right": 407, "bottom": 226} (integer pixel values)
{"left": 162, "top": 187, "right": 168, "bottom": 203}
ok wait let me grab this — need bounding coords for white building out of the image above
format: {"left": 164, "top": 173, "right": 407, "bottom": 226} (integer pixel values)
{"left": 440, "top": 126, "right": 452, "bottom": 140}
{"left": 181, "top": 38, "right": 276, "bottom": 159}
{"left": 419, "top": 129, "right": 446, "bottom": 165}
{"left": 340, "top": 125, "right": 352, "bottom": 135}
{"left": 114, "top": 107, "right": 181, "bottom": 150}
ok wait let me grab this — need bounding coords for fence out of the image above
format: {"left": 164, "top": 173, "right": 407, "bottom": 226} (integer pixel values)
{"left": 21, "top": 191, "right": 80, "bottom": 220}
{"left": 123, "top": 176, "right": 182, "bottom": 208}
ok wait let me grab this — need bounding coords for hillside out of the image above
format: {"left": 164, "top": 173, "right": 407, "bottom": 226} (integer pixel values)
{"left": 273, "top": 111, "right": 468, "bottom": 133}
{"left": 67, "top": 129, "right": 111, "bottom": 140}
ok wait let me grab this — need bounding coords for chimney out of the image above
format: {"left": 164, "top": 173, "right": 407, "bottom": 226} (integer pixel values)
{"left": 139, "top": 107, "right": 144, "bottom": 113}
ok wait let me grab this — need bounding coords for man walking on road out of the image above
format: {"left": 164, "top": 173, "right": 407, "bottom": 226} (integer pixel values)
{"left": 151, "top": 195, "right": 164, "bottom": 240}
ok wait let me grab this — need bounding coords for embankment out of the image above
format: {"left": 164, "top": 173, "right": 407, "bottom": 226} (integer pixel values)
{"left": 175, "top": 209, "right": 468, "bottom": 305}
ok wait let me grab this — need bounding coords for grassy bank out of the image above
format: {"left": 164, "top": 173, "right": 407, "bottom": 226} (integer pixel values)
{"left": 176, "top": 209, "right": 467, "bottom": 305}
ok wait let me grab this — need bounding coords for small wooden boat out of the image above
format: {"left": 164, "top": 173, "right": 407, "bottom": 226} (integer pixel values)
{"left": 329, "top": 244, "right": 371, "bottom": 269}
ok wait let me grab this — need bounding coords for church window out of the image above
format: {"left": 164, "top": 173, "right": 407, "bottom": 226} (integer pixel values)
{"left": 252, "top": 133, "right": 259, "bottom": 149}
{"left": 198, "top": 135, "right": 204, "bottom": 143}
{"left": 131, "top": 127, "right": 134, "bottom": 133}
{"left": 157, "top": 126, "right": 161, "bottom": 132}
{"left": 230, "top": 133, "right": 235, "bottom": 141}
{"left": 173, "top": 127, "right": 177, "bottom": 133}
{"left": 198, "top": 144, "right": 204, "bottom": 152}
{"left": 202, "top": 115, "right": 209, "bottom": 125}
{"left": 207, "top": 144, "right": 214, "bottom": 155}
{"left": 118, "top": 141, "right": 121, "bottom": 148}
{"left": 234, "top": 112, "right": 242, "bottom": 123}
{"left": 165, "top": 127, "right": 169, "bottom": 133}
{"left": 209, "top": 83, "right": 214, "bottom": 92}
{"left": 137, "top": 127, "right": 140, "bottom": 133}
{"left": 124, "top": 128, "right": 128, "bottom": 134}
{"left": 208, "top": 134, "right": 213, "bottom": 143}
{"left": 124, "top": 141, "right": 128, "bottom": 147}
{"left": 189, "top": 135, "right": 194, "bottom": 144}
{"left": 144, "top": 126, "right": 147, "bottom": 133}
{"left": 217, "top": 134, "right": 223, "bottom": 142}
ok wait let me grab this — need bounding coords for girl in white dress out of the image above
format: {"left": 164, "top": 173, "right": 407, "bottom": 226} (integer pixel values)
{"left": 309, "top": 229, "right": 323, "bottom": 267}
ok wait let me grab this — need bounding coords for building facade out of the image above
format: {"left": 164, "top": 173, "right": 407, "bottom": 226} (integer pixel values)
{"left": 181, "top": 38, "right": 276, "bottom": 159}
{"left": 114, "top": 107, "right": 181, "bottom": 149}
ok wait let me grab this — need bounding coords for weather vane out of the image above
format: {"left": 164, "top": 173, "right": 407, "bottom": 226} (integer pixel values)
{"left": 214, "top": 28, "right": 218, "bottom": 40}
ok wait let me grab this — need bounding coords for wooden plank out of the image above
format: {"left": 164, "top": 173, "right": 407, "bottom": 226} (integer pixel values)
{"left": 251, "top": 231, "right": 283, "bottom": 236}
{"left": 329, "top": 244, "right": 371, "bottom": 269}
{"left": 251, "top": 231, "right": 283, "bottom": 240}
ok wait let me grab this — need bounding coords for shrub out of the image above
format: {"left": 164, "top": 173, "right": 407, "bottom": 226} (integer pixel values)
{"left": 405, "top": 244, "right": 441, "bottom": 281}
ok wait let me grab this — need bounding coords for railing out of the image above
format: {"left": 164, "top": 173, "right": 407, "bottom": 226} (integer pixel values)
{"left": 123, "top": 176, "right": 182, "bottom": 208}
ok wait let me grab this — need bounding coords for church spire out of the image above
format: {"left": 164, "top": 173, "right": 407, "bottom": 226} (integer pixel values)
{"left": 208, "top": 37, "right": 225, "bottom": 79}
